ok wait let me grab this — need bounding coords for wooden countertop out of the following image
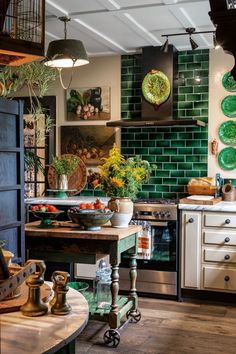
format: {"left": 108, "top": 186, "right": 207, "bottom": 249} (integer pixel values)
{"left": 25, "top": 222, "right": 142, "bottom": 241}
{"left": 0, "top": 283, "right": 89, "bottom": 354}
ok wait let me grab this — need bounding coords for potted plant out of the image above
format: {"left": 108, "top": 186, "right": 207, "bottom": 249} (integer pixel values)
{"left": 52, "top": 155, "right": 79, "bottom": 190}
{"left": 87, "top": 144, "right": 153, "bottom": 227}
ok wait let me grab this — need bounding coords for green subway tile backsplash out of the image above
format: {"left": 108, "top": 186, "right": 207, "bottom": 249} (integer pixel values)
{"left": 83, "top": 50, "right": 209, "bottom": 199}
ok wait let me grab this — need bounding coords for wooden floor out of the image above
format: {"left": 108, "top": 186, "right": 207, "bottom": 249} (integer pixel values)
{"left": 76, "top": 297, "right": 236, "bottom": 354}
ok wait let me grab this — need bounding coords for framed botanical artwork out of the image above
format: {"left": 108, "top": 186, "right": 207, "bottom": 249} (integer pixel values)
{"left": 66, "top": 86, "right": 111, "bottom": 121}
{"left": 61, "top": 125, "right": 116, "bottom": 165}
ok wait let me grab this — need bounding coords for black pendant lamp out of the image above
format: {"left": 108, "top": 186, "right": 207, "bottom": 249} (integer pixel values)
{"left": 44, "top": 17, "right": 89, "bottom": 89}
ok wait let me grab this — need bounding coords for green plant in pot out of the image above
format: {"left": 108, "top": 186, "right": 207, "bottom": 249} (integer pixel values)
{"left": 52, "top": 155, "right": 79, "bottom": 190}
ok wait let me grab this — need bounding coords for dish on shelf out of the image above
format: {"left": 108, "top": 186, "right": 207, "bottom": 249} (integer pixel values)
{"left": 222, "top": 72, "right": 236, "bottom": 92}
{"left": 142, "top": 69, "right": 170, "bottom": 106}
{"left": 221, "top": 95, "right": 236, "bottom": 118}
{"left": 218, "top": 120, "right": 236, "bottom": 145}
{"left": 47, "top": 154, "right": 87, "bottom": 195}
{"left": 218, "top": 147, "right": 236, "bottom": 170}
{"left": 32, "top": 210, "right": 64, "bottom": 227}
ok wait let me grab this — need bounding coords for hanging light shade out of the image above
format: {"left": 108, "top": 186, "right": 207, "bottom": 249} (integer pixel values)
{"left": 45, "top": 39, "right": 89, "bottom": 68}
{"left": 44, "top": 17, "right": 89, "bottom": 89}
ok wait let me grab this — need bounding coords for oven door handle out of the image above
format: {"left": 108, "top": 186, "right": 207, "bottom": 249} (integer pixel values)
{"left": 148, "top": 221, "right": 169, "bottom": 227}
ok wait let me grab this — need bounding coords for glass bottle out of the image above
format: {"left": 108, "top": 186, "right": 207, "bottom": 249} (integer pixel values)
{"left": 96, "top": 266, "right": 112, "bottom": 309}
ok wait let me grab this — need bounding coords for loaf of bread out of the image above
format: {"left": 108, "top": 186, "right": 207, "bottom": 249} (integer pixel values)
{"left": 188, "top": 177, "right": 215, "bottom": 186}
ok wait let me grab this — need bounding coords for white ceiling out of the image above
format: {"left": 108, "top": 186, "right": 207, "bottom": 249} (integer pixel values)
{"left": 45, "top": 0, "right": 215, "bottom": 57}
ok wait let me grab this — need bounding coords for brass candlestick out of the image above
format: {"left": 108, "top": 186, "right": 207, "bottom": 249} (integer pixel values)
{"left": 20, "top": 260, "right": 48, "bottom": 317}
{"left": 51, "top": 271, "right": 71, "bottom": 315}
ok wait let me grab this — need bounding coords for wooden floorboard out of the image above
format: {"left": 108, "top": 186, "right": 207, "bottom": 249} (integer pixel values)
{"left": 76, "top": 297, "right": 236, "bottom": 354}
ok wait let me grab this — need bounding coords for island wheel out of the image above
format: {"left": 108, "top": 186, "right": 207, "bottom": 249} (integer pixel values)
{"left": 126, "top": 309, "right": 141, "bottom": 323}
{"left": 103, "top": 329, "right": 120, "bottom": 347}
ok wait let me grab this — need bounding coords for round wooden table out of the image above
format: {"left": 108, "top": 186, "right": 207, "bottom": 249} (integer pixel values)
{"left": 0, "top": 284, "right": 89, "bottom": 354}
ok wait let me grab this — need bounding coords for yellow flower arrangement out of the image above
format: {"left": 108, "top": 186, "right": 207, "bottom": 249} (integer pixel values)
{"left": 88, "top": 144, "right": 152, "bottom": 198}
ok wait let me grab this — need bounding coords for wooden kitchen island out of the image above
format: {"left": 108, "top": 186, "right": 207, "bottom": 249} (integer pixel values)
{"left": 25, "top": 222, "right": 142, "bottom": 347}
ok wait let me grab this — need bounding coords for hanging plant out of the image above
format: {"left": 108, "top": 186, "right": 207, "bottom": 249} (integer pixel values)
{"left": 0, "top": 62, "right": 58, "bottom": 175}
{"left": 0, "top": 61, "right": 58, "bottom": 141}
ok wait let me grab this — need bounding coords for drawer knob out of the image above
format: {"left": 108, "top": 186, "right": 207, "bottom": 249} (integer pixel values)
{"left": 224, "top": 275, "right": 230, "bottom": 282}
{"left": 224, "top": 254, "right": 230, "bottom": 260}
{"left": 225, "top": 237, "right": 230, "bottom": 243}
{"left": 225, "top": 219, "right": 231, "bottom": 224}
{"left": 188, "top": 218, "right": 194, "bottom": 223}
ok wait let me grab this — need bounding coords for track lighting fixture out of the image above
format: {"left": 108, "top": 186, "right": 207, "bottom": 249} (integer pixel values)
{"left": 189, "top": 36, "right": 199, "bottom": 50}
{"left": 213, "top": 34, "right": 221, "bottom": 49}
{"left": 161, "top": 27, "right": 216, "bottom": 51}
{"left": 160, "top": 37, "right": 169, "bottom": 52}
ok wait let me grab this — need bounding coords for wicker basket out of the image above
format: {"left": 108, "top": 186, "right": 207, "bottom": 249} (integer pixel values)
{"left": 187, "top": 185, "right": 217, "bottom": 196}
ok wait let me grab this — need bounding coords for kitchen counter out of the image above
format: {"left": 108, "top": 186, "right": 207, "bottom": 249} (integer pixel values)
{"left": 25, "top": 196, "right": 109, "bottom": 206}
{"left": 179, "top": 201, "right": 236, "bottom": 212}
{"left": 25, "top": 222, "right": 142, "bottom": 345}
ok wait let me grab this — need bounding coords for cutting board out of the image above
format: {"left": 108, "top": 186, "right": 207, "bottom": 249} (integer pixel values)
{"left": 179, "top": 197, "right": 222, "bottom": 205}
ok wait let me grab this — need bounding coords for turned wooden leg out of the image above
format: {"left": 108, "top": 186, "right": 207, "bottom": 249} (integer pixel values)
{"left": 109, "top": 263, "right": 119, "bottom": 329}
{"left": 129, "top": 253, "right": 137, "bottom": 298}
{"left": 128, "top": 253, "right": 138, "bottom": 313}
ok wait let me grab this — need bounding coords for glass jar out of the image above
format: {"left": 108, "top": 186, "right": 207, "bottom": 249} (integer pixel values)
{"left": 96, "top": 266, "right": 112, "bottom": 309}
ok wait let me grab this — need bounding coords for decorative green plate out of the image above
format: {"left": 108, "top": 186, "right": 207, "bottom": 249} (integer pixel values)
{"left": 218, "top": 147, "right": 236, "bottom": 170}
{"left": 222, "top": 72, "right": 236, "bottom": 92}
{"left": 218, "top": 120, "right": 236, "bottom": 145}
{"left": 142, "top": 69, "right": 170, "bottom": 105}
{"left": 221, "top": 95, "right": 236, "bottom": 117}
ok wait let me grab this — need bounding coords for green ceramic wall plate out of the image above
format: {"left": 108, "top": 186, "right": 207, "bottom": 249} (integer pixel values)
{"left": 218, "top": 147, "right": 236, "bottom": 170}
{"left": 221, "top": 96, "right": 236, "bottom": 117}
{"left": 222, "top": 72, "right": 236, "bottom": 92}
{"left": 218, "top": 120, "right": 236, "bottom": 145}
{"left": 142, "top": 69, "right": 170, "bottom": 105}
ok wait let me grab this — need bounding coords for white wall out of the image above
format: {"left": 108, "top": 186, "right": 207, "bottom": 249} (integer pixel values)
{"left": 16, "top": 55, "right": 121, "bottom": 154}
{"left": 208, "top": 48, "right": 236, "bottom": 179}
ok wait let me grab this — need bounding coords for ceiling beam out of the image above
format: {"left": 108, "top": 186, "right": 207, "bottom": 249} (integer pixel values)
{"left": 116, "top": 12, "right": 162, "bottom": 46}
{"left": 45, "top": 0, "right": 209, "bottom": 19}
{"left": 96, "top": 0, "right": 120, "bottom": 10}
{"left": 73, "top": 18, "right": 131, "bottom": 53}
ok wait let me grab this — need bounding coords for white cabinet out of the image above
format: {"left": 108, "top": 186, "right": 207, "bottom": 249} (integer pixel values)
{"left": 181, "top": 211, "right": 201, "bottom": 289}
{"left": 201, "top": 211, "right": 236, "bottom": 293}
{"left": 181, "top": 209, "right": 236, "bottom": 293}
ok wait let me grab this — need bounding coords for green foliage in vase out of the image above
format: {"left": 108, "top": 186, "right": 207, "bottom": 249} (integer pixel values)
{"left": 88, "top": 144, "right": 155, "bottom": 198}
{"left": 52, "top": 155, "right": 79, "bottom": 176}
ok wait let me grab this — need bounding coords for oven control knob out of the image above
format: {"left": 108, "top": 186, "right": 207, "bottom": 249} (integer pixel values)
{"left": 134, "top": 211, "right": 139, "bottom": 219}
{"left": 165, "top": 211, "right": 171, "bottom": 218}
{"left": 154, "top": 211, "right": 160, "bottom": 218}
{"left": 160, "top": 211, "right": 166, "bottom": 218}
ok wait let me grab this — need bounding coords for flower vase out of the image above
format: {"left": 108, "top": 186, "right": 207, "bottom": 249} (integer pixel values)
{"left": 58, "top": 174, "right": 68, "bottom": 190}
{"left": 108, "top": 197, "right": 133, "bottom": 228}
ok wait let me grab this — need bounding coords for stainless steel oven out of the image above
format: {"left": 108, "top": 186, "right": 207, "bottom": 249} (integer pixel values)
{"left": 119, "top": 199, "right": 179, "bottom": 298}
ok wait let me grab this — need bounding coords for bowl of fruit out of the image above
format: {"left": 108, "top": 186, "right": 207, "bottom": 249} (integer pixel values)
{"left": 68, "top": 199, "right": 113, "bottom": 231}
{"left": 30, "top": 204, "right": 64, "bottom": 228}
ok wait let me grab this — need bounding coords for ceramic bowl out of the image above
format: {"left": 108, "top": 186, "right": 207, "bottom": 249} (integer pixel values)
{"left": 67, "top": 209, "right": 113, "bottom": 231}
{"left": 32, "top": 210, "right": 64, "bottom": 227}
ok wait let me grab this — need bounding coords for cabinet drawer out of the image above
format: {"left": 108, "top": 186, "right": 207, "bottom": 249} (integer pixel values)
{"left": 203, "top": 213, "right": 236, "bottom": 228}
{"left": 203, "top": 230, "right": 236, "bottom": 246}
{"left": 203, "top": 266, "right": 236, "bottom": 291}
{"left": 203, "top": 248, "right": 236, "bottom": 264}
